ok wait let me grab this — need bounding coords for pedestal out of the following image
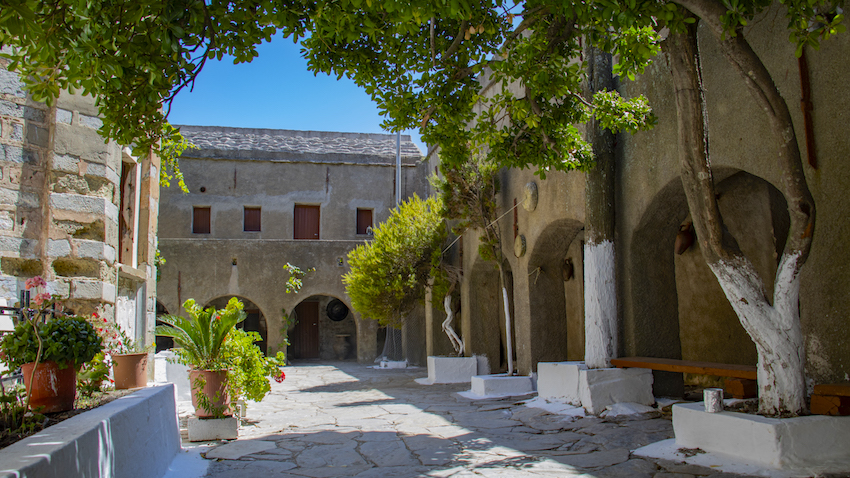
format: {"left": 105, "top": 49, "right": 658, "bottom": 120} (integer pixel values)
{"left": 187, "top": 416, "right": 238, "bottom": 442}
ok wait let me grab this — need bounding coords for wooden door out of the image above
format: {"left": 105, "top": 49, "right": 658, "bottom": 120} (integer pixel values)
{"left": 294, "top": 205, "right": 320, "bottom": 239}
{"left": 293, "top": 301, "right": 319, "bottom": 358}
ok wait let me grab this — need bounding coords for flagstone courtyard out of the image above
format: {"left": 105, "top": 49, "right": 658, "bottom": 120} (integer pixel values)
{"left": 188, "top": 362, "right": 760, "bottom": 478}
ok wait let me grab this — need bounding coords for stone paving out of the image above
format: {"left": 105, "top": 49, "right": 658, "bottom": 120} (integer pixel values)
{"left": 199, "top": 362, "right": 758, "bottom": 478}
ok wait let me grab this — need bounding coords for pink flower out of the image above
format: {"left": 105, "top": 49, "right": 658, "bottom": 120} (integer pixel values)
{"left": 25, "top": 276, "right": 47, "bottom": 290}
{"left": 33, "top": 292, "right": 51, "bottom": 306}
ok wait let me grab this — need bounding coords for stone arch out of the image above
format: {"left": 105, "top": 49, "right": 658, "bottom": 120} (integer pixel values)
{"left": 526, "top": 219, "right": 585, "bottom": 367}
{"left": 206, "top": 295, "right": 269, "bottom": 355}
{"left": 627, "top": 169, "right": 787, "bottom": 392}
{"left": 466, "top": 257, "right": 503, "bottom": 373}
{"left": 289, "top": 294, "right": 358, "bottom": 361}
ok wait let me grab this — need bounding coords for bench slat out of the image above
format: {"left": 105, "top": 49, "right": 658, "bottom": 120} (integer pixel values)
{"left": 611, "top": 357, "right": 757, "bottom": 380}
{"left": 813, "top": 383, "right": 850, "bottom": 397}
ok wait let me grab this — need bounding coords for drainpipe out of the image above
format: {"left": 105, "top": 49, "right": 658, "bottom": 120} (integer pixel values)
{"left": 396, "top": 132, "right": 402, "bottom": 206}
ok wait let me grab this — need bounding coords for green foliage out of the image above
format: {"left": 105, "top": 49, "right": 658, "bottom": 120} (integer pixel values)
{"left": 155, "top": 249, "right": 166, "bottom": 282}
{"left": 155, "top": 297, "right": 246, "bottom": 370}
{"left": 0, "top": 316, "right": 102, "bottom": 370}
{"left": 77, "top": 352, "right": 110, "bottom": 396}
{"left": 282, "top": 263, "right": 315, "bottom": 294}
{"left": 344, "top": 194, "right": 446, "bottom": 328}
{"left": 1, "top": 0, "right": 841, "bottom": 179}
{"left": 156, "top": 123, "right": 195, "bottom": 192}
{"left": 0, "top": 383, "right": 44, "bottom": 437}
{"left": 220, "top": 329, "right": 279, "bottom": 403}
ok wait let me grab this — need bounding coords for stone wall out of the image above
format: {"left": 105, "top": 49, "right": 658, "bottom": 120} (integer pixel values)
{"left": 0, "top": 59, "right": 159, "bottom": 357}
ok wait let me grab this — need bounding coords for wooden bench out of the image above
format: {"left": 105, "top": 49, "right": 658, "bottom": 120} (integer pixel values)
{"left": 811, "top": 383, "right": 850, "bottom": 416}
{"left": 611, "top": 356, "right": 758, "bottom": 398}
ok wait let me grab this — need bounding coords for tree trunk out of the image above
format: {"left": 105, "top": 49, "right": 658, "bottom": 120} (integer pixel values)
{"left": 583, "top": 47, "right": 618, "bottom": 369}
{"left": 665, "top": 11, "right": 811, "bottom": 415}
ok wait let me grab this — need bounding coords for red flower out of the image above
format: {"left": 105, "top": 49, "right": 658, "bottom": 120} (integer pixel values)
{"left": 92, "top": 312, "right": 99, "bottom": 319}
{"left": 274, "top": 371, "right": 286, "bottom": 383}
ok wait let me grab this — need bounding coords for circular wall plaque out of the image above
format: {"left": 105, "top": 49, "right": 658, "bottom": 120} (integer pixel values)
{"left": 523, "top": 182, "right": 538, "bottom": 211}
{"left": 514, "top": 235, "right": 526, "bottom": 257}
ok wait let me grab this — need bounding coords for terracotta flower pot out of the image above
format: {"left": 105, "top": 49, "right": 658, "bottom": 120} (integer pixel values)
{"left": 112, "top": 353, "right": 149, "bottom": 389}
{"left": 21, "top": 360, "right": 76, "bottom": 413}
{"left": 189, "top": 369, "right": 230, "bottom": 418}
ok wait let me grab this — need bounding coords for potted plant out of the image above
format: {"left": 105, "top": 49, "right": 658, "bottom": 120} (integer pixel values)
{"left": 0, "top": 277, "right": 102, "bottom": 413}
{"left": 155, "top": 297, "right": 246, "bottom": 418}
{"left": 90, "top": 312, "right": 153, "bottom": 390}
{"left": 155, "top": 297, "right": 284, "bottom": 419}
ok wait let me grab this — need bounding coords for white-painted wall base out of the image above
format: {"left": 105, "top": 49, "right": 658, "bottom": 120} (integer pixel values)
{"left": 673, "top": 402, "right": 850, "bottom": 473}
{"left": 470, "top": 374, "right": 534, "bottom": 397}
{"left": 579, "top": 367, "right": 654, "bottom": 415}
{"left": 537, "top": 362, "right": 587, "bottom": 405}
{"left": 0, "top": 385, "right": 180, "bottom": 478}
{"left": 425, "top": 356, "right": 478, "bottom": 384}
{"left": 155, "top": 350, "right": 191, "bottom": 401}
{"left": 475, "top": 354, "right": 490, "bottom": 375}
{"left": 187, "top": 417, "right": 239, "bottom": 442}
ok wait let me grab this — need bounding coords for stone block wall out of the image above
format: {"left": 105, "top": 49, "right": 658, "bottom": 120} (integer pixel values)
{"left": 0, "top": 58, "right": 159, "bottom": 352}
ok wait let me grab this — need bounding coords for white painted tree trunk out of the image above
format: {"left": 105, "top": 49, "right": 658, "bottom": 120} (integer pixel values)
{"left": 709, "top": 252, "right": 807, "bottom": 415}
{"left": 441, "top": 293, "right": 464, "bottom": 355}
{"left": 502, "top": 287, "right": 514, "bottom": 375}
{"left": 584, "top": 240, "right": 617, "bottom": 369}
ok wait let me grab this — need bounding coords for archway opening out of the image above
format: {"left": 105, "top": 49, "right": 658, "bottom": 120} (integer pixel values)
{"left": 289, "top": 295, "right": 357, "bottom": 360}
{"left": 206, "top": 296, "right": 268, "bottom": 355}
{"left": 527, "top": 219, "right": 585, "bottom": 369}
{"left": 628, "top": 170, "right": 787, "bottom": 395}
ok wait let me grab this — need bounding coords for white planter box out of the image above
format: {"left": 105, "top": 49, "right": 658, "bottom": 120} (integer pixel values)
{"left": 188, "top": 416, "right": 238, "bottom": 442}
{"left": 536, "top": 362, "right": 654, "bottom": 415}
{"left": 578, "top": 367, "right": 654, "bottom": 415}
{"left": 470, "top": 374, "right": 533, "bottom": 397}
{"left": 0, "top": 385, "right": 180, "bottom": 478}
{"left": 537, "top": 361, "right": 587, "bottom": 405}
{"left": 425, "top": 356, "right": 478, "bottom": 384}
{"left": 673, "top": 402, "right": 850, "bottom": 472}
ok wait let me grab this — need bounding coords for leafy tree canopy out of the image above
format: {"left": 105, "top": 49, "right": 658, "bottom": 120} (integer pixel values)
{"left": 1, "top": 0, "right": 840, "bottom": 179}
{"left": 343, "top": 194, "right": 446, "bottom": 328}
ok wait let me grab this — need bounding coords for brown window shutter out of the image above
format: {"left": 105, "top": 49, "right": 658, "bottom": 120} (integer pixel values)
{"left": 193, "top": 207, "right": 211, "bottom": 234}
{"left": 294, "top": 205, "right": 320, "bottom": 239}
{"left": 244, "top": 207, "right": 261, "bottom": 232}
{"left": 356, "top": 208, "right": 373, "bottom": 235}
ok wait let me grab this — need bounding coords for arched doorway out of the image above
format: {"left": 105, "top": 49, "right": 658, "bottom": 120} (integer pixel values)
{"left": 628, "top": 170, "right": 786, "bottom": 393}
{"left": 526, "top": 219, "right": 585, "bottom": 368}
{"left": 466, "top": 257, "right": 512, "bottom": 373}
{"left": 289, "top": 295, "right": 357, "bottom": 360}
{"left": 206, "top": 296, "right": 268, "bottom": 355}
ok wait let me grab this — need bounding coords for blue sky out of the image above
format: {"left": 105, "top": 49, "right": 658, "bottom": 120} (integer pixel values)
{"left": 167, "top": 37, "right": 426, "bottom": 154}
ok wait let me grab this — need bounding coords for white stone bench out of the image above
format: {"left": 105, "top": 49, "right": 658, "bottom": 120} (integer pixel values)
{"left": 0, "top": 384, "right": 181, "bottom": 478}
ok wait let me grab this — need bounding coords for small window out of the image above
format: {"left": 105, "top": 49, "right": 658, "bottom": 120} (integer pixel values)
{"left": 244, "top": 207, "right": 261, "bottom": 232}
{"left": 356, "top": 208, "right": 373, "bottom": 235}
{"left": 193, "top": 207, "right": 211, "bottom": 234}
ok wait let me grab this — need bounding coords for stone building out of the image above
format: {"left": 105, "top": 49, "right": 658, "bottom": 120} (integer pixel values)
{"left": 156, "top": 126, "right": 427, "bottom": 362}
{"left": 423, "top": 12, "right": 850, "bottom": 390}
{"left": 0, "top": 63, "right": 160, "bottom": 350}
